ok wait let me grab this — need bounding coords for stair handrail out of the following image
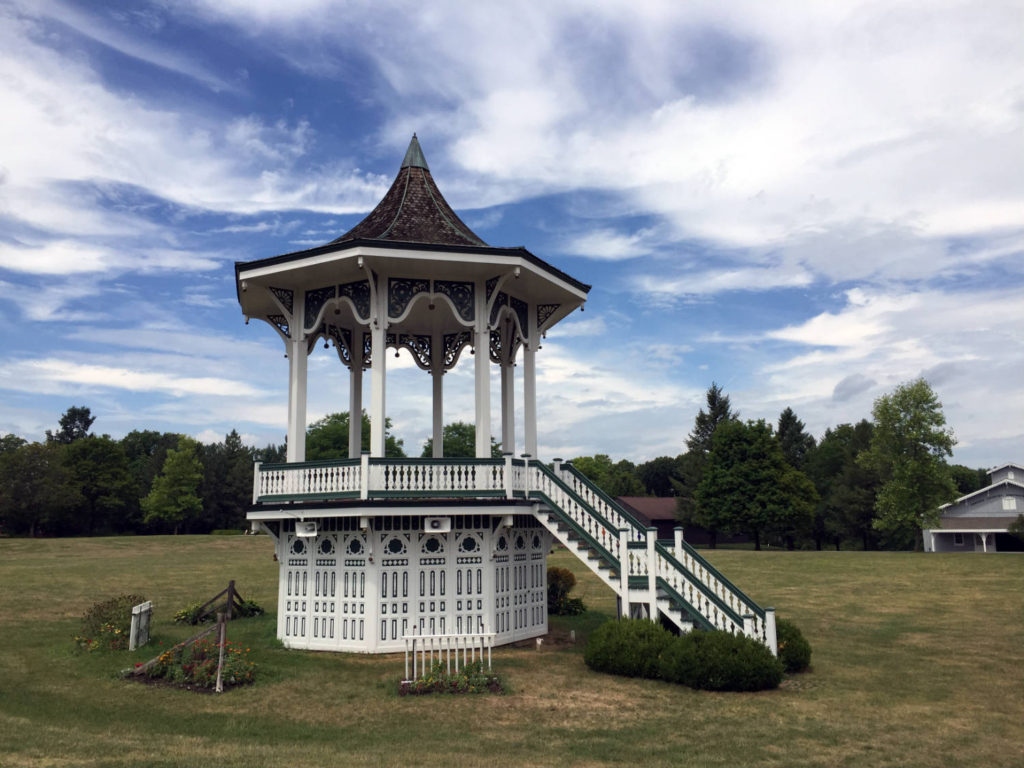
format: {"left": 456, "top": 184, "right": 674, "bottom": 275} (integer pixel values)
{"left": 526, "top": 462, "right": 624, "bottom": 567}
{"left": 653, "top": 543, "right": 747, "bottom": 632}
{"left": 661, "top": 538, "right": 766, "bottom": 620}
{"left": 552, "top": 462, "right": 647, "bottom": 541}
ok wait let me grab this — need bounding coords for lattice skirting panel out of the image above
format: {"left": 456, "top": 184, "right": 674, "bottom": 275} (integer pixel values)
{"left": 275, "top": 514, "right": 551, "bottom": 652}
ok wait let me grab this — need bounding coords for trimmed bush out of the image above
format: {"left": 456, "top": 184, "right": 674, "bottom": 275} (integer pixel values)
{"left": 583, "top": 619, "right": 674, "bottom": 679}
{"left": 776, "top": 618, "right": 812, "bottom": 673}
{"left": 548, "top": 566, "right": 586, "bottom": 615}
{"left": 665, "top": 630, "right": 783, "bottom": 691}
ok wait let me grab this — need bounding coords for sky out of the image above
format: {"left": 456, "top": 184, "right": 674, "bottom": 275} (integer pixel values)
{"left": 0, "top": 0, "right": 1022, "bottom": 469}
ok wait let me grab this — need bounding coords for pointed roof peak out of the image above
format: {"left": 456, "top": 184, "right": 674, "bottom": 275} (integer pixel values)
{"left": 329, "top": 134, "right": 486, "bottom": 247}
{"left": 401, "top": 133, "right": 429, "bottom": 171}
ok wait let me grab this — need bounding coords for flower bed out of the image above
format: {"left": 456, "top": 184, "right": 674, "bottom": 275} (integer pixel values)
{"left": 398, "top": 661, "right": 504, "bottom": 696}
{"left": 137, "top": 636, "right": 256, "bottom": 690}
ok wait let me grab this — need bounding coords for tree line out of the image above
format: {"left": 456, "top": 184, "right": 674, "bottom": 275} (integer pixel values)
{"left": 0, "top": 409, "right": 502, "bottom": 538}
{"left": 0, "top": 379, "right": 984, "bottom": 545}
{"left": 568, "top": 379, "right": 985, "bottom": 551}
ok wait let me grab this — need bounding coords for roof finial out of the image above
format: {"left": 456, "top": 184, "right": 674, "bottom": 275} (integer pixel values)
{"left": 401, "top": 134, "right": 429, "bottom": 171}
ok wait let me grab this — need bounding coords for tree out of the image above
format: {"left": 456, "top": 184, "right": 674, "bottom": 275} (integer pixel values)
{"left": 0, "top": 433, "right": 27, "bottom": 456}
{"left": 695, "top": 419, "right": 818, "bottom": 550}
{"left": 859, "top": 378, "right": 957, "bottom": 549}
{"left": 686, "top": 382, "right": 738, "bottom": 455}
{"left": 198, "top": 430, "right": 254, "bottom": 532}
{"left": 805, "top": 420, "right": 880, "bottom": 550}
{"left": 676, "top": 384, "right": 740, "bottom": 547}
{"left": 569, "top": 454, "right": 645, "bottom": 497}
{"left": 65, "top": 435, "right": 136, "bottom": 535}
{"left": 421, "top": 421, "right": 501, "bottom": 458}
{"left": 637, "top": 455, "right": 681, "bottom": 497}
{"left": 143, "top": 436, "right": 204, "bottom": 535}
{"left": 949, "top": 464, "right": 988, "bottom": 496}
{"left": 46, "top": 406, "right": 95, "bottom": 444}
{"left": 0, "top": 442, "right": 81, "bottom": 537}
{"left": 306, "top": 411, "right": 405, "bottom": 459}
{"left": 777, "top": 407, "right": 816, "bottom": 470}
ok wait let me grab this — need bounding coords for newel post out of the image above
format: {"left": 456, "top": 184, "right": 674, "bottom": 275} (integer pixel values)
{"left": 764, "top": 606, "right": 778, "bottom": 656}
{"left": 503, "top": 453, "right": 513, "bottom": 499}
{"left": 252, "top": 461, "right": 262, "bottom": 504}
{"left": 360, "top": 451, "right": 370, "bottom": 500}
{"left": 646, "top": 527, "right": 657, "bottom": 620}
{"left": 618, "top": 528, "right": 630, "bottom": 619}
{"left": 673, "top": 525, "right": 683, "bottom": 557}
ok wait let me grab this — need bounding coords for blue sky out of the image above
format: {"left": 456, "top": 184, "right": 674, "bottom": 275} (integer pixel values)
{"left": 1, "top": 0, "right": 1021, "bottom": 468}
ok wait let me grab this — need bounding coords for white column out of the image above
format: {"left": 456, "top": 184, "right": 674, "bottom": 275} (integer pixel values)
{"left": 349, "top": 333, "right": 364, "bottom": 459}
{"left": 523, "top": 344, "right": 537, "bottom": 459}
{"left": 474, "top": 281, "right": 491, "bottom": 459}
{"left": 370, "top": 275, "right": 387, "bottom": 458}
{"left": 431, "top": 329, "right": 443, "bottom": 459}
{"left": 286, "top": 290, "right": 307, "bottom": 463}
{"left": 501, "top": 359, "right": 515, "bottom": 454}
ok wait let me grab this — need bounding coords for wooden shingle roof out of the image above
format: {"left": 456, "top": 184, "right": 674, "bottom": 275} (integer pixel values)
{"left": 331, "top": 135, "right": 487, "bottom": 247}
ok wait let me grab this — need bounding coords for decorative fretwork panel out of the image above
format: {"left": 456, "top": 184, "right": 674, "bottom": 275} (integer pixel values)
{"left": 388, "top": 278, "right": 430, "bottom": 319}
{"left": 269, "top": 286, "right": 294, "bottom": 315}
{"left": 434, "top": 280, "right": 474, "bottom": 323}
{"left": 339, "top": 279, "right": 371, "bottom": 320}
{"left": 304, "top": 286, "right": 337, "bottom": 332}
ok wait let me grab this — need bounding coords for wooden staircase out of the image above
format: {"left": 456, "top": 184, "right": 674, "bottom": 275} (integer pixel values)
{"left": 525, "top": 460, "right": 777, "bottom": 653}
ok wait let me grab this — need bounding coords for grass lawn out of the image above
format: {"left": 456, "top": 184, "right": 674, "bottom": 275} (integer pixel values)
{"left": 0, "top": 535, "right": 1021, "bottom": 768}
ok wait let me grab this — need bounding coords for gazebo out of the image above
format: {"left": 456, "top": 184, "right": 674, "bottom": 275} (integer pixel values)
{"left": 236, "top": 136, "right": 777, "bottom": 655}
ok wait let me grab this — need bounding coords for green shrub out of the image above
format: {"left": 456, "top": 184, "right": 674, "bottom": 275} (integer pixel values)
{"left": 237, "top": 599, "right": 264, "bottom": 618}
{"left": 173, "top": 602, "right": 210, "bottom": 625}
{"left": 776, "top": 618, "right": 812, "bottom": 673}
{"left": 76, "top": 594, "right": 147, "bottom": 651}
{"left": 547, "top": 566, "right": 585, "bottom": 615}
{"left": 583, "top": 619, "right": 674, "bottom": 679}
{"left": 663, "top": 630, "right": 783, "bottom": 692}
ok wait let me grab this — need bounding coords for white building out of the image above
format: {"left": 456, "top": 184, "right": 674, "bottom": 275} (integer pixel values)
{"left": 923, "top": 463, "right": 1024, "bottom": 553}
{"left": 236, "top": 136, "right": 777, "bottom": 654}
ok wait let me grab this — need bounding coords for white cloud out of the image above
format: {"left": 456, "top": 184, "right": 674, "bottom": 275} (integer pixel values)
{"left": 0, "top": 358, "right": 266, "bottom": 398}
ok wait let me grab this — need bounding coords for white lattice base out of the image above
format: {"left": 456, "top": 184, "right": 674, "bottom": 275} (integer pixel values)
{"left": 267, "top": 510, "right": 550, "bottom": 653}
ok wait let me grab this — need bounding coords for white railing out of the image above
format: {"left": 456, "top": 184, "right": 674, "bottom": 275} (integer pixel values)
{"left": 254, "top": 457, "right": 504, "bottom": 503}
{"left": 256, "top": 459, "right": 361, "bottom": 500}
{"left": 403, "top": 630, "right": 494, "bottom": 682}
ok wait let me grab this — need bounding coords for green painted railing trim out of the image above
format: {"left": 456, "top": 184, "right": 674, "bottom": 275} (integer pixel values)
{"left": 530, "top": 463, "right": 622, "bottom": 539}
{"left": 257, "top": 491, "right": 361, "bottom": 502}
{"left": 659, "top": 539, "right": 765, "bottom": 619}
{"left": 654, "top": 542, "right": 749, "bottom": 625}
{"left": 260, "top": 458, "right": 361, "bottom": 471}
{"left": 626, "top": 541, "right": 647, "bottom": 549}
{"left": 557, "top": 463, "right": 648, "bottom": 535}
{"left": 367, "top": 457, "right": 504, "bottom": 466}
{"left": 655, "top": 578, "right": 717, "bottom": 632}
{"left": 532, "top": 490, "right": 617, "bottom": 571}
{"left": 367, "top": 489, "right": 506, "bottom": 499}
